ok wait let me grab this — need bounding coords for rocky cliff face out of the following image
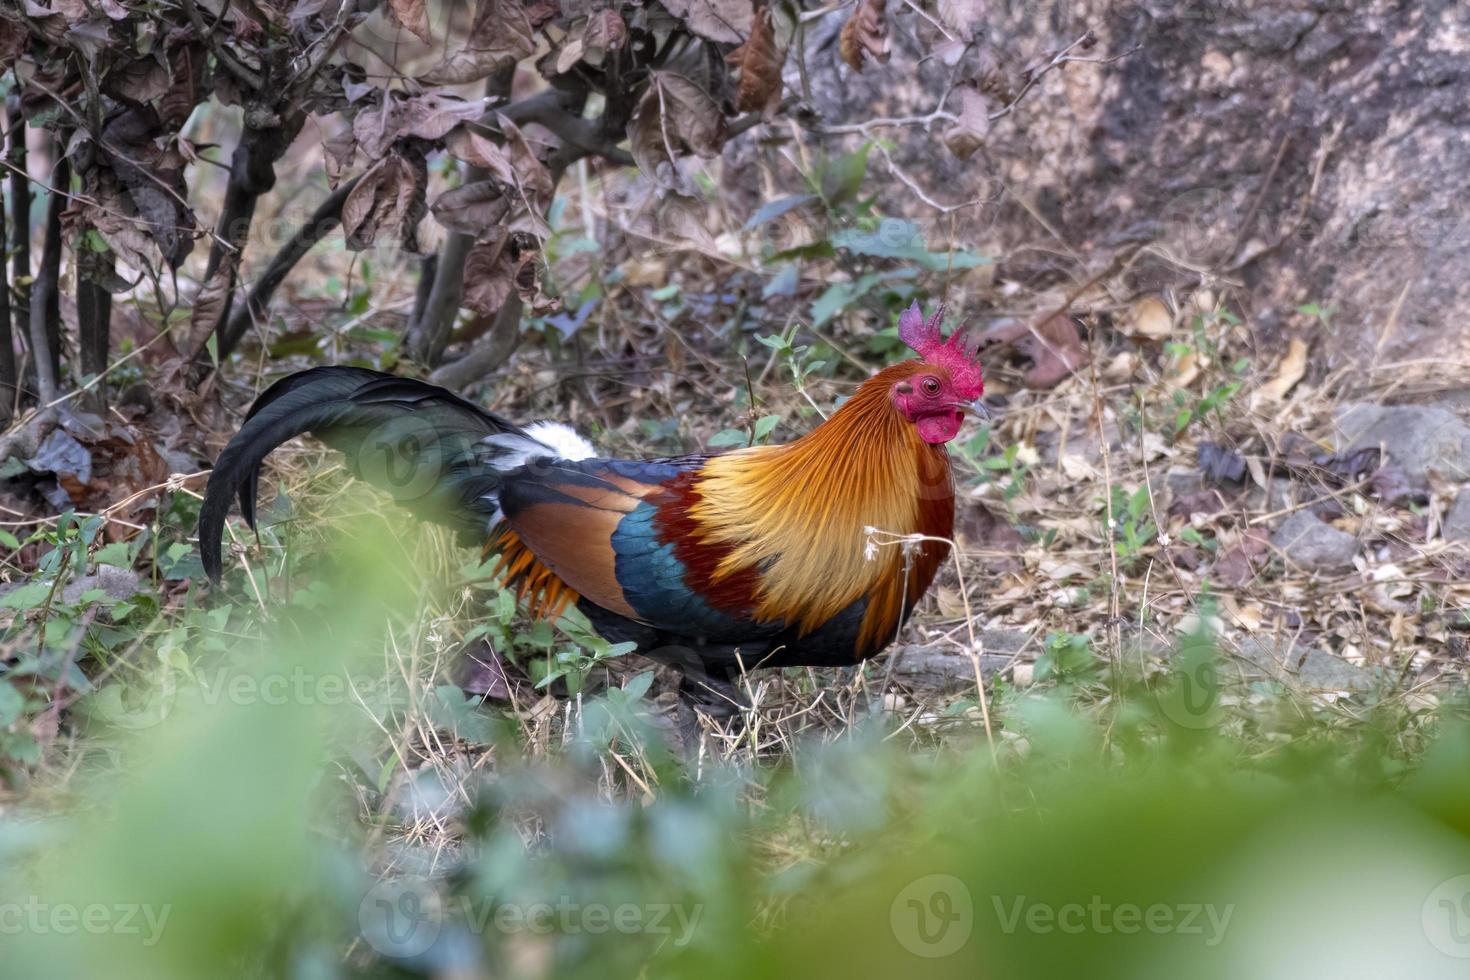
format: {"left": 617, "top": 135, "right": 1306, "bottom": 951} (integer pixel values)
{"left": 803, "top": 0, "right": 1470, "bottom": 367}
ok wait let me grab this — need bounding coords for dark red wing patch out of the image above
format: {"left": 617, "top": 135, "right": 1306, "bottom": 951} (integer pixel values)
{"left": 649, "top": 471, "right": 762, "bottom": 616}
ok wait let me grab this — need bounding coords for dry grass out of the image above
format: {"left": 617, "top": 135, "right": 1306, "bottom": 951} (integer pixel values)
{"left": 187, "top": 269, "right": 1470, "bottom": 883}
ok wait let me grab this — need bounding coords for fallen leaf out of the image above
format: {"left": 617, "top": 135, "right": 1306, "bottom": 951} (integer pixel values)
{"left": 1252, "top": 337, "right": 1309, "bottom": 404}
{"left": 1124, "top": 295, "right": 1175, "bottom": 339}
{"left": 1213, "top": 527, "right": 1271, "bottom": 587}
{"left": 1370, "top": 464, "right": 1425, "bottom": 507}
{"left": 1165, "top": 347, "right": 1200, "bottom": 388}
{"left": 1197, "top": 441, "right": 1246, "bottom": 484}
{"left": 1168, "top": 489, "right": 1227, "bottom": 521}
{"left": 975, "top": 315, "right": 1084, "bottom": 389}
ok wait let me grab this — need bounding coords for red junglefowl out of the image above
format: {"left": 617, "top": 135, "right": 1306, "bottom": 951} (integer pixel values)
{"left": 199, "top": 303, "right": 985, "bottom": 672}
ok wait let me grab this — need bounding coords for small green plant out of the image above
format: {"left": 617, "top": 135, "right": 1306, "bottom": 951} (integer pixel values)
{"left": 1108, "top": 484, "right": 1159, "bottom": 567}
{"left": 1035, "top": 631, "right": 1100, "bottom": 684}
{"left": 463, "top": 565, "right": 635, "bottom": 695}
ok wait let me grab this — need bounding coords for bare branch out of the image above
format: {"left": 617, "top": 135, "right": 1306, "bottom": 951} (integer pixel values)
{"left": 217, "top": 174, "right": 364, "bottom": 363}
{"left": 28, "top": 147, "right": 67, "bottom": 405}
{"left": 178, "top": 0, "right": 264, "bottom": 91}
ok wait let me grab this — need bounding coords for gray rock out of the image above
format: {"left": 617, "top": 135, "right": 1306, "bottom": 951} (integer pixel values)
{"left": 1444, "top": 490, "right": 1470, "bottom": 542}
{"left": 1165, "top": 467, "right": 1203, "bottom": 500}
{"left": 888, "top": 629, "right": 1030, "bottom": 695}
{"left": 1252, "top": 477, "right": 1300, "bottom": 514}
{"left": 62, "top": 567, "right": 142, "bottom": 605}
{"left": 1272, "top": 510, "right": 1359, "bottom": 572}
{"left": 24, "top": 429, "right": 91, "bottom": 483}
{"left": 1236, "top": 637, "right": 1373, "bottom": 692}
{"left": 1335, "top": 403, "right": 1470, "bottom": 483}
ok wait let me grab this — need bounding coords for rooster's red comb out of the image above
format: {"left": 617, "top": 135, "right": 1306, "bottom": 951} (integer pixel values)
{"left": 898, "top": 301, "right": 984, "bottom": 399}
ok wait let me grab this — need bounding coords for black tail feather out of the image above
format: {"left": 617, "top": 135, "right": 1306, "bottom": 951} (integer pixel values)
{"left": 199, "top": 367, "right": 521, "bottom": 582}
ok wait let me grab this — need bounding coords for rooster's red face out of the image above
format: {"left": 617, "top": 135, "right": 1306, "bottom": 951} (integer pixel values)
{"left": 892, "top": 372, "right": 968, "bottom": 444}
{"left": 892, "top": 301, "right": 985, "bottom": 445}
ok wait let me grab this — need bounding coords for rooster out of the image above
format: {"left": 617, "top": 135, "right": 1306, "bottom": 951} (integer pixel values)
{"left": 199, "top": 303, "right": 984, "bottom": 671}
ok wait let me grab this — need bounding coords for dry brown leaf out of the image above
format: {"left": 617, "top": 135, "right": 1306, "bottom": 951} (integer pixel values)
{"left": 0, "top": 18, "right": 25, "bottom": 63}
{"left": 417, "top": 0, "right": 535, "bottom": 85}
{"left": 461, "top": 235, "right": 556, "bottom": 316}
{"left": 726, "top": 5, "right": 784, "bottom": 116}
{"left": 186, "top": 259, "right": 235, "bottom": 355}
{"left": 462, "top": 238, "right": 515, "bottom": 315}
{"left": 497, "top": 115, "right": 554, "bottom": 207}
{"left": 1166, "top": 348, "right": 1200, "bottom": 388}
{"left": 1253, "top": 337, "right": 1309, "bottom": 404}
{"left": 323, "top": 129, "right": 357, "bottom": 188}
{"left": 938, "top": 0, "right": 987, "bottom": 36}
{"left": 941, "top": 85, "right": 990, "bottom": 160}
{"left": 839, "top": 0, "right": 889, "bottom": 72}
{"left": 103, "top": 54, "right": 172, "bottom": 105}
{"left": 628, "top": 72, "right": 728, "bottom": 189}
{"left": 342, "top": 153, "right": 425, "bottom": 251}
{"left": 555, "top": 36, "right": 586, "bottom": 74}
{"left": 67, "top": 193, "right": 159, "bottom": 279}
{"left": 387, "top": 0, "right": 431, "bottom": 43}
{"left": 431, "top": 181, "right": 512, "bottom": 240}
{"left": 584, "top": 8, "right": 627, "bottom": 56}
{"left": 1125, "top": 295, "right": 1175, "bottom": 339}
{"left": 975, "top": 314, "right": 1084, "bottom": 389}
{"left": 661, "top": 0, "right": 751, "bottom": 44}
{"left": 444, "top": 127, "right": 518, "bottom": 184}
{"left": 352, "top": 92, "right": 485, "bottom": 160}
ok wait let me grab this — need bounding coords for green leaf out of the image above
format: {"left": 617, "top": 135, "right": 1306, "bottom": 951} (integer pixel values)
{"left": 753, "top": 414, "right": 780, "bottom": 442}
{"left": 708, "top": 429, "right": 748, "bottom": 448}
{"left": 3, "top": 732, "right": 39, "bottom": 765}
{"left": 0, "top": 682, "right": 25, "bottom": 726}
{"left": 622, "top": 671, "right": 655, "bottom": 700}
{"left": 763, "top": 264, "right": 800, "bottom": 299}
{"left": 93, "top": 541, "right": 134, "bottom": 568}
{"left": 830, "top": 221, "right": 991, "bottom": 270}
{"left": 743, "top": 194, "right": 816, "bottom": 231}
{"left": 1, "top": 581, "right": 52, "bottom": 609}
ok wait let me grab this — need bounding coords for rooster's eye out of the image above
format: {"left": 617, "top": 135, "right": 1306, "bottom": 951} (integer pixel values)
{"left": 920, "top": 378, "right": 941, "bottom": 396}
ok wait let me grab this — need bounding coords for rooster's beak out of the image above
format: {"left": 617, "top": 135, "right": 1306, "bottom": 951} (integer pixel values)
{"left": 969, "top": 399, "right": 992, "bottom": 421}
